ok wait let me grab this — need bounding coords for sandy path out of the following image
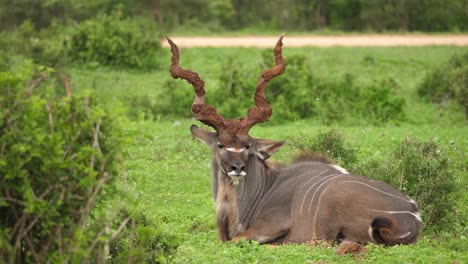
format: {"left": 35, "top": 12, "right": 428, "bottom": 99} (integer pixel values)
{"left": 162, "top": 34, "right": 468, "bottom": 48}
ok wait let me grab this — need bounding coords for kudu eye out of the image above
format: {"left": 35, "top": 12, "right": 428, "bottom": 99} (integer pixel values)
{"left": 217, "top": 143, "right": 224, "bottom": 149}
{"left": 245, "top": 144, "right": 251, "bottom": 150}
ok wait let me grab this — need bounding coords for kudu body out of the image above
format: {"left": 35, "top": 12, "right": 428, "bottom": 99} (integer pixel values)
{"left": 167, "top": 36, "right": 422, "bottom": 246}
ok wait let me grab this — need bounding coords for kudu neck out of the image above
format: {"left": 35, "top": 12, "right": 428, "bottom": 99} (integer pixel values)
{"left": 212, "top": 154, "right": 276, "bottom": 239}
{"left": 236, "top": 155, "right": 275, "bottom": 227}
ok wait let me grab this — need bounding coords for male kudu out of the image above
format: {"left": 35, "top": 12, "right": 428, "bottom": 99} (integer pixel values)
{"left": 166, "top": 36, "right": 422, "bottom": 247}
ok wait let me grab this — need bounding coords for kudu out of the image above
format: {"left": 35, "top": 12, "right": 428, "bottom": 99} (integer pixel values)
{"left": 166, "top": 36, "right": 422, "bottom": 247}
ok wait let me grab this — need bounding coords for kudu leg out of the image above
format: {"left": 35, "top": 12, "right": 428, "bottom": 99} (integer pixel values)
{"left": 232, "top": 218, "right": 291, "bottom": 244}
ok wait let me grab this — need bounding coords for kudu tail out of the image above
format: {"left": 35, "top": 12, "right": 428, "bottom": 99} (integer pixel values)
{"left": 370, "top": 217, "right": 419, "bottom": 246}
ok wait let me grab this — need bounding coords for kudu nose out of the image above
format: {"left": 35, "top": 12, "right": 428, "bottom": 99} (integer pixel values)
{"left": 231, "top": 163, "right": 246, "bottom": 174}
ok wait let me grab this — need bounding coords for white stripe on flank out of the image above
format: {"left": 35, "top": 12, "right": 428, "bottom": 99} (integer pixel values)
{"left": 225, "top": 147, "right": 245, "bottom": 153}
{"left": 298, "top": 170, "right": 329, "bottom": 194}
{"left": 310, "top": 175, "right": 343, "bottom": 239}
{"left": 299, "top": 174, "right": 341, "bottom": 215}
{"left": 339, "top": 180, "right": 410, "bottom": 203}
{"left": 309, "top": 175, "right": 342, "bottom": 214}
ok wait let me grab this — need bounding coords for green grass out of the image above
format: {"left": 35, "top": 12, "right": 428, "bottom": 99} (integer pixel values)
{"left": 63, "top": 45, "right": 468, "bottom": 263}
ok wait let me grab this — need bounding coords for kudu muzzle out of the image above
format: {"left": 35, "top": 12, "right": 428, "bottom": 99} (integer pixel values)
{"left": 224, "top": 150, "right": 247, "bottom": 185}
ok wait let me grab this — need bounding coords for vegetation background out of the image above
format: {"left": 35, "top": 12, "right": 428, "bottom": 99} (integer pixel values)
{"left": 0, "top": 0, "right": 467, "bottom": 263}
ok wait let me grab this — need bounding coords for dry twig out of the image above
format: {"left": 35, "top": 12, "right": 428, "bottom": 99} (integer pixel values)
{"left": 27, "top": 72, "right": 47, "bottom": 96}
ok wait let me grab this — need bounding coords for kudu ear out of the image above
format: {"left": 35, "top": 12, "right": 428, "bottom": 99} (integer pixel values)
{"left": 254, "top": 139, "right": 285, "bottom": 160}
{"left": 190, "top": 125, "right": 215, "bottom": 145}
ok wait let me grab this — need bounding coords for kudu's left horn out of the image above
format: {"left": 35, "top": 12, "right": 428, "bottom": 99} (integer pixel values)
{"left": 238, "top": 35, "right": 285, "bottom": 135}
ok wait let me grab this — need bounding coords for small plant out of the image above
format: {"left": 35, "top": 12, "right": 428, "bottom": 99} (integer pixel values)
{"left": 109, "top": 209, "right": 179, "bottom": 263}
{"left": 392, "top": 137, "right": 454, "bottom": 229}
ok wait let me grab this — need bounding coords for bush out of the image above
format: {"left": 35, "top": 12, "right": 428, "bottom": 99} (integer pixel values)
{"left": 213, "top": 56, "right": 260, "bottom": 119}
{"left": 0, "top": 21, "right": 68, "bottom": 67}
{"left": 418, "top": 51, "right": 468, "bottom": 116}
{"left": 0, "top": 63, "right": 121, "bottom": 262}
{"left": 392, "top": 138, "right": 454, "bottom": 229}
{"left": 128, "top": 79, "right": 193, "bottom": 121}
{"left": 109, "top": 209, "right": 179, "bottom": 263}
{"left": 0, "top": 50, "right": 9, "bottom": 71}
{"left": 357, "top": 78, "right": 406, "bottom": 124}
{"left": 291, "top": 129, "right": 358, "bottom": 167}
{"left": 357, "top": 137, "right": 456, "bottom": 231}
{"left": 0, "top": 61, "right": 179, "bottom": 262}
{"left": 212, "top": 53, "right": 406, "bottom": 125}
{"left": 68, "top": 11, "right": 161, "bottom": 70}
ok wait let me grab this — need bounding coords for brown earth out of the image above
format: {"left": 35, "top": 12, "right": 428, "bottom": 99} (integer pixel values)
{"left": 162, "top": 34, "right": 468, "bottom": 48}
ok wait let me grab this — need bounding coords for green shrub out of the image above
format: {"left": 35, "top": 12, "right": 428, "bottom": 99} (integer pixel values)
{"left": 0, "top": 50, "right": 9, "bottom": 71}
{"left": 0, "top": 64, "right": 121, "bottom": 262}
{"left": 68, "top": 11, "right": 161, "bottom": 70}
{"left": 0, "top": 61, "right": 178, "bottom": 262}
{"left": 0, "top": 20, "right": 69, "bottom": 67}
{"left": 212, "top": 53, "right": 406, "bottom": 125}
{"left": 291, "top": 129, "right": 358, "bottom": 167}
{"left": 392, "top": 138, "right": 454, "bottom": 229}
{"left": 418, "top": 51, "right": 468, "bottom": 116}
{"left": 357, "top": 137, "right": 456, "bottom": 231}
{"left": 128, "top": 79, "right": 193, "bottom": 120}
{"left": 213, "top": 56, "right": 259, "bottom": 119}
{"left": 357, "top": 78, "right": 406, "bottom": 124}
{"left": 0, "top": 21, "right": 34, "bottom": 58}
{"left": 109, "top": 209, "right": 179, "bottom": 263}
{"left": 30, "top": 37, "right": 68, "bottom": 67}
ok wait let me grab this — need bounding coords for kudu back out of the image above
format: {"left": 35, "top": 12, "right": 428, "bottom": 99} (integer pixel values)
{"left": 166, "top": 36, "right": 422, "bottom": 246}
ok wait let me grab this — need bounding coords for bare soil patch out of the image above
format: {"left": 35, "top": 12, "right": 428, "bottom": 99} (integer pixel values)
{"left": 162, "top": 34, "right": 468, "bottom": 48}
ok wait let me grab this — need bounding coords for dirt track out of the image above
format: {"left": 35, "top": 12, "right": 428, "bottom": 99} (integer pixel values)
{"left": 162, "top": 34, "right": 468, "bottom": 48}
